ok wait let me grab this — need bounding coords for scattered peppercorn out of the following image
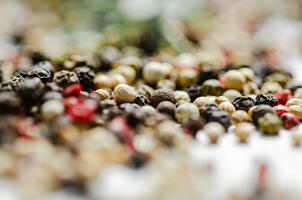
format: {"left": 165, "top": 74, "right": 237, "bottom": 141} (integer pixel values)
{"left": 255, "top": 93, "right": 278, "bottom": 106}
{"left": 54, "top": 70, "right": 79, "bottom": 88}
{"left": 232, "top": 96, "right": 255, "bottom": 112}
{"left": 150, "top": 88, "right": 176, "bottom": 107}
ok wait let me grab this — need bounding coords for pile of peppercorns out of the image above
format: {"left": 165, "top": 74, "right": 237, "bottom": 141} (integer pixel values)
{"left": 0, "top": 50, "right": 302, "bottom": 198}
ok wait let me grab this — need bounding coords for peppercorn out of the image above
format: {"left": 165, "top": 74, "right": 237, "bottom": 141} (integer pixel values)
{"left": 260, "top": 82, "right": 282, "bottom": 94}
{"left": 289, "top": 105, "right": 302, "bottom": 120}
{"left": 274, "top": 89, "right": 291, "bottom": 105}
{"left": 280, "top": 112, "right": 300, "bottom": 129}
{"left": 231, "top": 110, "right": 250, "bottom": 124}
{"left": 9, "top": 74, "right": 25, "bottom": 91}
{"left": 242, "top": 82, "right": 260, "bottom": 96}
{"left": 219, "top": 101, "right": 235, "bottom": 114}
{"left": 238, "top": 67, "right": 254, "bottom": 82}
{"left": 0, "top": 91, "right": 21, "bottom": 114}
{"left": 16, "top": 77, "right": 45, "bottom": 105}
{"left": 28, "top": 61, "right": 54, "bottom": 83}
{"left": 113, "top": 84, "right": 137, "bottom": 104}
{"left": 255, "top": 93, "right": 278, "bottom": 106}
{"left": 176, "top": 68, "right": 198, "bottom": 88}
{"left": 41, "top": 99, "right": 65, "bottom": 121}
{"left": 74, "top": 66, "right": 95, "bottom": 91}
{"left": 63, "top": 83, "right": 83, "bottom": 97}
{"left": 67, "top": 98, "right": 97, "bottom": 123}
{"left": 182, "top": 118, "right": 204, "bottom": 136}
{"left": 286, "top": 98, "right": 302, "bottom": 107}
{"left": 157, "top": 101, "right": 176, "bottom": 118}
{"left": 143, "top": 61, "right": 171, "bottom": 84}
{"left": 53, "top": 70, "right": 79, "bottom": 88}
{"left": 206, "top": 110, "right": 231, "bottom": 129}
{"left": 150, "top": 88, "right": 176, "bottom": 107}
{"left": 199, "top": 103, "right": 221, "bottom": 119}
{"left": 224, "top": 70, "right": 245, "bottom": 90}
{"left": 223, "top": 89, "right": 242, "bottom": 102}
{"left": 113, "top": 65, "right": 136, "bottom": 84}
{"left": 215, "top": 96, "right": 229, "bottom": 105}
{"left": 175, "top": 103, "right": 200, "bottom": 124}
{"left": 42, "top": 91, "right": 63, "bottom": 102}
{"left": 197, "top": 68, "right": 219, "bottom": 84}
{"left": 137, "top": 84, "right": 154, "bottom": 100}
{"left": 258, "top": 113, "right": 282, "bottom": 135}
{"left": 200, "top": 79, "right": 223, "bottom": 96}
{"left": 234, "top": 122, "right": 255, "bottom": 143}
{"left": 135, "top": 94, "right": 150, "bottom": 106}
{"left": 203, "top": 122, "right": 225, "bottom": 144}
{"left": 90, "top": 89, "right": 110, "bottom": 101}
{"left": 291, "top": 127, "right": 302, "bottom": 146}
{"left": 232, "top": 96, "right": 255, "bottom": 112}
{"left": 294, "top": 88, "right": 302, "bottom": 99}
{"left": 94, "top": 74, "right": 112, "bottom": 89}
{"left": 264, "top": 71, "right": 292, "bottom": 87}
{"left": 119, "top": 103, "right": 140, "bottom": 113}
{"left": 174, "top": 90, "right": 191, "bottom": 103}
{"left": 157, "top": 79, "right": 175, "bottom": 90}
{"left": 108, "top": 73, "right": 127, "bottom": 88}
{"left": 251, "top": 105, "right": 275, "bottom": 126}
{"left": 185, "top": 85, "right": 202, "bottom": 102}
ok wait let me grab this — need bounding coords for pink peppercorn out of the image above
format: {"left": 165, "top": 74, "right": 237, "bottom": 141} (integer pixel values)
{"left": 63, "top": 83, "right": 83, "bottom": 97}
{"left": 273, "top": 104, "right": 291, "bottom": 116}
{"left": 281, "top": 112, "right": 300, "bottom": 129}
{"left": 275, "top": 89, "right": 292, "bottom": 105}
{"left": 67, "top": 98, "right": 97, "bottom": 123}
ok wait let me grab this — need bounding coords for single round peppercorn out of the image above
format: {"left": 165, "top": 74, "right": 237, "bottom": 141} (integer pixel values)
{"left": 289, "top": 105, "right": 302, "bottom": 120}
{"left": 193, "top": 97, "right": 216, "bottom": 112}
{"left": 182, "top": 118, "right": 204, "bottom": 136}
{"left": 258, "top": 113, "right": 282, "bottom": 135}
{"left": 150, "top": 88, "right": 176, "bottom": 107}
{"left": 232, "top": 96, "right": 255, "bottom": 112}
{"left": 113, "top": 84, "right": 137, "bottom": 104}
{"left": 42, "top": 91, "right": 63, "bottom": 102}
{"left": 173, "top": 90, "right": 191, "bottom": 103}
{"left": 63, "top": 83, "right": 83, "bottom": 97}
{"left": 260, "top": 82, "right": 282, "bottom": 94}
{"left": 238, "top": 67, "right": 254, "bottom": 82}
{"left": 175, "top": 103, "right": 200, "bottom": 124}
{"left": 28, "top": 61, "right": 54, "bottom": 83}
{"left": 94, "top": 74, "right": 112, "bottom": 89}
{"left": 108, "top": 73, "right": 127, "bottom": 89}
{"left": 53, "top": 70, "right": 79, "bottom": 88}
{"left": 234, "top": 122, "right": 255, "bottom": 143}
{"left": 231, "top": 110, "right": 250, "bottom": 124}
{"left": 255, "top": 93, "right": 278, "bottom": 106}
{"left": 74, "top": 66, "right": 95, "bottom": 91}
{"left": 203, "top": 122, "right": 225, "bottom": 144}
{"left": 206, "top": 110, "right": 231, "bottom": 129}
{"left": 223, "top": 89, "right": 242, "bottom": 102}
{"left": 113, "top": 65, "right": 136, "bottom": 84}
{"left": 215, "top": 96, "right": 229, "bottom": 105}
{"left": 90, "top": 89, "right": 110, "bottom": 101}
{"left": 137, "top": 84, "right": 154, "bottom": 100}
{"left": 157, "top": 79, "right": 175, "bottom": 90}
{"left": 197, "top": 68, "right": 219, "bottom": 84}
{"left": 176, "top": 68, "right": 198, "bottom": 88}
{"left": 286, "top": 98, "right": 302, "bottom": 107}
{"left": 265, "top": 71, "right": 292, "bottom": 87}
{"left": 67, "top": 98, "right": 97, "bottom": 123}
{"left": 143, "top": 61, "right": 171, "bottom": 84}
{"left": 242, "top": 82, "right": 260, "bottom": 96}
{"left": 224, "top": 70, "right": 245, "bottom": 90}
{"left": 157, "top": 101, "right": 176, "bottom": 118}
{"left": 0, "top": 91, "right": 21, "bottom": 114}
{"left": 251, "top": 105, "right": 275, "bottom": 126}
{"left": 275, "top": 89, "right": 292, "bottom": 105}
{"left": 281, "top": 112, "right": 300, "bottom": 129}
{"left": 199, "top": 103, "right": 221, "bottom": 119}
{"left": 41, "top": 99, "right": 65, "bottom": 121}
{"left": 16, "top": 77, "right": 45, "bottom": 105}
{"left": 185, "top": 85, "right": 202, "bottom": 102}
{"left": 294, "top": 88, "right": 302, "bottom": 99}
{"left": 219, "top": 101, "right": 235, "bottom": 114}
{"left": 201, "top": 79, "right": 223, "bottom": 96}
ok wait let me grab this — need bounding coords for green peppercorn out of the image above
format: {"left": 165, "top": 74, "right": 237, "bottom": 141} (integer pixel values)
{"left": 201, "top": 79, "right": 223, "bottom": 96}
{"left": 258, "top": 113, "right": 282, "bottom": 135}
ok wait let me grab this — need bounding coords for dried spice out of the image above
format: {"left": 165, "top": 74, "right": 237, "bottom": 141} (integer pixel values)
{"left": 255, "top": 93, "right": 278, "bottom": 107}
{"left": 232, "top": 96, "right": 255, "bottom": 112}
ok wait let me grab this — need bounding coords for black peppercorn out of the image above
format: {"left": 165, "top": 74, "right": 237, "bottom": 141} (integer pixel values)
{"left": 73, "top": 66, "right": 95, "bottom": 91}
{"left": 0, "top": 82, "right": 13, "bottom": 92}
{"left": 207, "top": 111, "right": 231, "bottom": 129}
{"left": 182, "top": 118, "right": 204, "bottom": 136}
{"left": 0, "top": 91, "right": 21, "bottom": 114}
{"left": 150, "top": 88, "right": 176, "bottom": 107}
{"left": 16, "top": 77, "right": 45, "bottom": 105}
{"left": 156, "top": 101, "right": 176, "bottom": 118}
{"left": 29, "top": 52, "right": 49, "bottom": 64}
{"left": 135, "top": 94, "right": 150, "bottom": 106}
{"left": 200, "top": 103, "right": 221, "bottom": 119}
{"left": 255, "top": 93, "right": 278, "bottom": 107}
{"left": 28, "top": 61, "right": 54, "bottom": 83}
{"left": 9, "top": 75, "right": 25, "bottom": 91}
{"left": 232, "top": 96, "right": 255, "bottom": 112}
{"left": 53, "top": 70, "right": 79, "bottom": 88}
{"left": 197, "top": 68, "right": 219, "bottom": 84}
{"left": 185, "top": 85, "right": 202, "bottom": 102}
{"left": 251, "top": 105, "right": 275, "bottom": 126}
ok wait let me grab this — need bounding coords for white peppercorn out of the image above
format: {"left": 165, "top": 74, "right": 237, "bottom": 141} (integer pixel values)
{"left": 193, "top": 96, "right": 216, "bottom": 111}
{"left": 215, "top": 96, "right": 229, "bottom": 105}
{"left": 143, "top": 61, "right": 171, "bottom": 84}
{"left": 219, "top": 101, "right": 235, "bottom": 114}
{"left": 113, "top": 65, "right": 136, "bottom": 83}
{"left": 289, "top": 105, "right": 302, "bottom": 120}
{"left": 294, "top": 88, "right": 302, "bottom": 99}
{"left": 91, "top": 89, "right": 110, "bottom": 100}
{"left": 109, "top": 73, "right": 127, "bottom": 88}
{"left": 234, "top": 122, "right": 255, "bottom": 143}
{"left": 223, "top": 89, "right": 242, "bottom": 102}
{"left": 260, "top": 82, "right": 282, "bottom": 94}
{"left": 174, "top": 90, "right": 191, "bottom": 103}
{"left": 94, "top": 74, "right": 112, "bottom": 89}
{"left": 232, "top": 110, "right": 250, "bottom": 124}
{"left": 175, "top": 103, "right": 200, "bottom": 124}
{"left": 224, "top": 70, "right": 245, "bottom": 90}
{"left": 113, "top": 84, "right": 137, "bottom": 104}
{"left": 176, "top": 68, "right": 198, "bottom": 88}
{"left": 41, "top": 99, "right": 65, "bottom": 121}
{"left": 286, "top": 98, "right": 302, "bottom": 107}
{"left": 203, "top": 122, "right": 225, "bottom": 144}
{"left": 239, "top": 67, "right": 254, "bottom": 82}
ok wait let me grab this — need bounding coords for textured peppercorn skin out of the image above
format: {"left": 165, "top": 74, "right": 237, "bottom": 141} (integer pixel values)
{"left": 251, "top": 105, "right": 275, "bottom": 126}
{"left": 232, "top": 96, "right": 255, "bottom": 112}
{"left": 53, "top": 70, "right": 79, "bottom": 88}
{"left": 255, "top": 93, "right": 278, "bottom": 106}
{"left": 28, "top": 61, "right": 54, "bottom": 83}
{"left": 16, "top": 77, "right": 46, "bottom": 105}
{"left": 150, "top": 88, "right": 176, "bottom": 107}
{"left": 74, "top": 66, "right": 95, "bottom": 91}
{"left": 185, "top": 85, "right": 201, "bottom": 102}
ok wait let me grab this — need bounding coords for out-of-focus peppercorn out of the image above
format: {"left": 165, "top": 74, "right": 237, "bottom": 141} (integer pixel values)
{"left": 176, "top": 68, "right": 198, "bottom": 88}
{"left": 201, "top": 79, "right": 223, "bottom": 96}
{"left": 223, "top": 89, "right": 242, "bottom": 102}
{"left": 224, "top": 70, "right": 245, "bottom": 90}
{"left": 157, "top": 101, "right": 176, "bottom": 118}
{"left": 232, "top": 110, "right": 250, "bottom": 124}
{"left": 157, "top": 79, "right": 175, "bottom": 90}
{"left": 206, "top": 110, "right": 231, "bottom": 129}
{"left": 219, "top": 101, "right": 235, "bottom": 114}
{"left": 150, "top": 88, "right": 176, "bottom": 107}
{"left": 274, "top": 89, "right": 292, "bottom": 105}
{"left": 258, "top": 113, "right": 282, "bottom": 135}
{"left": 185, "top": 85, "right": 202, "bottom": 102}
{"left": 281, "top": 112, "right": 300, "bottom": 129}
{"left": 67, "top": 98, "right": 97, "bottom": 123}
{"left": 28, "top": 61, "right": 54, "bottom": 83}
{"left": 16, "top": 77, "right": 45, "bottom": 105}
{"left": 286, "top": 98, "right": 302, "bottom": 107}
{"left": 251, "top": 105, "right": 275, "bottom": 126}
{"left": 63, "top": 83, "right": 83, "bottom": 97}
{"left": 0, "top": 91, "right": 21, "bottom": 114}
{"left": 174, "top": 90, "right": 191, "bottom": 103}
{"left": 53, "top": 70, "right": 79, "bottom": 88}
{"left": 265, "top": 71, "right": 292, "bottom": 87}
{"left": 175, "top": 103, "right": 200, "bottom": 124}
{"left": 232, "top": 96, "right": 255, "bottom": 112}
{"left": 289, "top": 105, "right": 302, "bottom": 120}
{"left": 273, "top": 105, "right": 290, "bottom": 116}
{"left": 204, "top": 122, "right": 225, "bottom": 144}
{"left": 261, "top": 82, "right": 282, "bottom": 94}
{"left": 74, "top": 66, "right": 95, "bottom": 91}
{"left": 234, "top": 122, "right": 255, "bottom": 143}
{"left": 255, "top": 93, "right": 278, "bottom": 106}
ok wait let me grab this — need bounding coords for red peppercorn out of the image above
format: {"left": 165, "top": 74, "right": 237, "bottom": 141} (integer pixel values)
{"left": 273, "top": 105, "right": 291, "bottom": 116}
{"left": 63, "top": 83, "right": 83, "bottom": 97}
{"left": 63, "top": 96, "right": 80, "bottom": 107}
{"left": 281, "top": 112, "right": 300, "bottom": 129}
{"left": 275, "top": 89, "right": 292, "bottom": 105}
{"left": 67, "top": 98, "right": 97, "bottom": 123}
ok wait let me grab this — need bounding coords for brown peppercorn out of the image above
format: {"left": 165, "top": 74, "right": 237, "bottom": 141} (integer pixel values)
{"left": 157, "top": 101, "right": 176, "bottom": 118}
{"left": 219, "top": 102, "right": 235, "bottom": 114}
{"left": 215, "top": 96, "right": 229, "bottom": 105}
{"left": 150, "top": 88, "right": 176, "bottom": 107}
{"left": 232, "top": 110, "right": 250, "bottom": 124}
{"left": 234, "top": 122, "right": 255, "bottom": 143}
